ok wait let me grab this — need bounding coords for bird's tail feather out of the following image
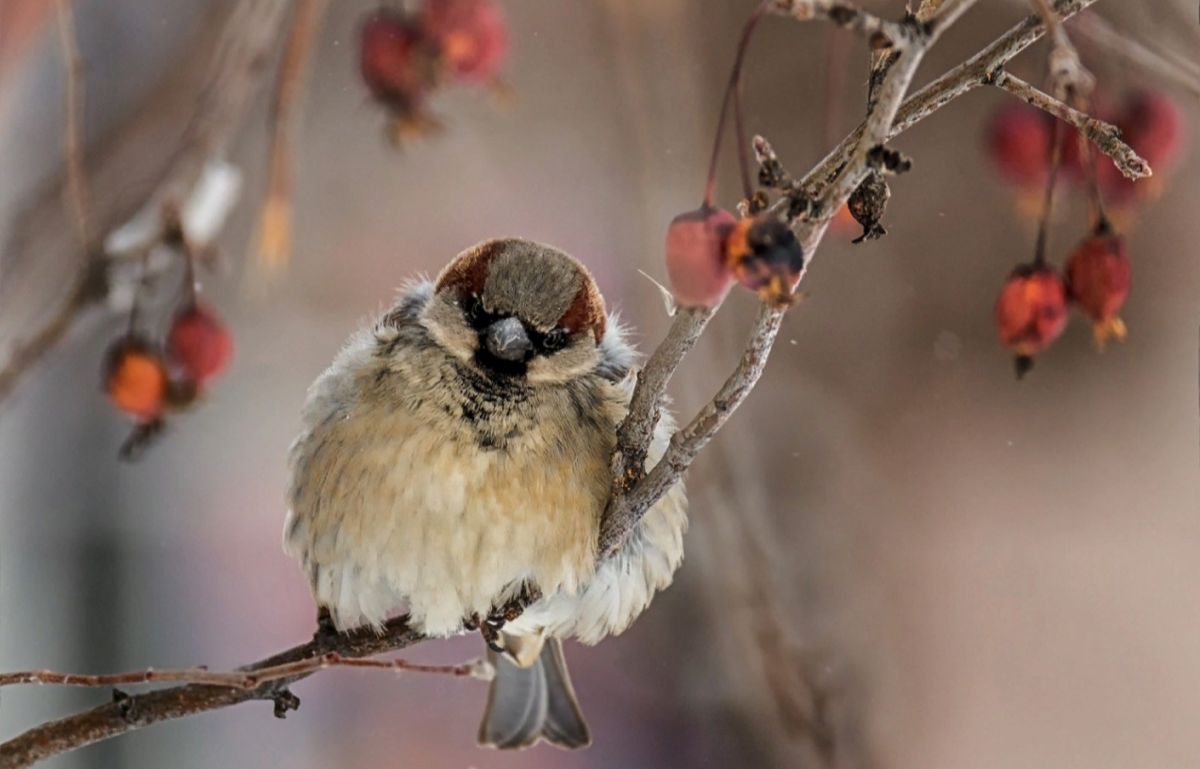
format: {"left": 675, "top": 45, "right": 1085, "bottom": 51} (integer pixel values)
{"left": 478, "top": 636, "right": 591, "bottom": 750}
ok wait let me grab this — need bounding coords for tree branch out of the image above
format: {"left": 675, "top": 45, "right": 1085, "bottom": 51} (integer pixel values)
{"left": 988, "top": 68, "right": 1149, "bottom": 179}
{"left": 0, "top": 617, "right": 427, "bottom": 769}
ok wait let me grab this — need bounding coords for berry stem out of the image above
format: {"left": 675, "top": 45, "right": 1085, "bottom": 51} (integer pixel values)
{"left": 702, "top": 2, "right": 769, "bottom": 208}
{"left": 1032, "top": 114, "right": 1066, "bottom": 268}
{"left": 1069, "top": 92, "right": 1111, "bottom": 231}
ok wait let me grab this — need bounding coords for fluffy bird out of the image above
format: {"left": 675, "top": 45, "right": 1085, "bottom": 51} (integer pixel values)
{"left": 284, "top": 238, "right": 687, "bottom": 749}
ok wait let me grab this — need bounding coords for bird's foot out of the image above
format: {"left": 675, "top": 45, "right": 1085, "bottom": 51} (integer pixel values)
{"left": 472, "top": 614, "right": 505, "bottom": 654}
{"left": 313, "top": 607, "right": 340, "bottom": 651}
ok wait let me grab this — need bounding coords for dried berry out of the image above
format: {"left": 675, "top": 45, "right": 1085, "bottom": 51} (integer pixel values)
{"left": 104, "top": 336, "right": 169, "bottom": 423}
{"left": 848, "top": 171, "right": 890, "bottom": 243}
{"left": 1066, "top": 226, "right": 1131, "bottom": 347}
{"left": 725, "top": 214, "right": 805, "bottom": 306}
{"left": 422, "top": 0, "right": 508, "bottom": 83}
{"left": 665, "top": 206, "right": 737, "bottom": 308}
{"left": 994, "top": 264, "right": 1069, "bottom": 377}
{"left": 167, "top": 303, "right": 233, "bottom": 388}
{"left": 360, "top": 10, "right": 437, "bottom": 112}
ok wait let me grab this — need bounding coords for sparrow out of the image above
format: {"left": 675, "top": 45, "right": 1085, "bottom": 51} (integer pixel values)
{"left": 283, "top": 238, "right": 687, "bottom": 749}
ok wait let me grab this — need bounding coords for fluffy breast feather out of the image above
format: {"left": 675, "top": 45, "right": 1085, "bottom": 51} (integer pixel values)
{"left": 283, "top": 282, "right": 636, "bottom": 636}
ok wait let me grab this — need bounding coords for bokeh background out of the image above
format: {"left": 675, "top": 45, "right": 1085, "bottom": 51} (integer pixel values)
{"left": 1, "top": 1, "right": 1198, "bottom": 767}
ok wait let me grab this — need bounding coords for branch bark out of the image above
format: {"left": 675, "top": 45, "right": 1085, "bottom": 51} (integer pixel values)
{"left": 988, "top": 68, "right": 1149, "bottom": 179}
{"left": 0, "top": 617, "right": 425, "bottom": 769}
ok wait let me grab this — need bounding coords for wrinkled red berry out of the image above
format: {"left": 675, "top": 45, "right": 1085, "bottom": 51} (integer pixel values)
{"left": 725, "top": 214, "right": 805, "bottom": 306}
{"left": 1066, "top": 228, "right": 1130, "bottom": 347}
{"left": 360, "top": 10, "right": 436, "bottom": 110}
{"left": 994, "top": 264, "right": 1068, "bottom": 377}
{"left": 422, "top": 0, "right": 508, "bottom": 83}
{"left": 167, "top": 303, "right": 233, "bottom": 387}
{"left": 665, "top": 206, "right": 736, "bottom": 308}
{"left": 104, "top": 336, "right": 169, "bottom": 423}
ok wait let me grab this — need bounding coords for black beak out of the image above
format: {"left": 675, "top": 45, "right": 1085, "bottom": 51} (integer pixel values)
{"left": 483, "top": 317, "right": 532, "bottom": 362}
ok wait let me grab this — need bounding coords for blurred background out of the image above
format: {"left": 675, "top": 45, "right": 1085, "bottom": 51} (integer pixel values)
{"left": 1, "top": 1, "right": 1198, "bottom": 767}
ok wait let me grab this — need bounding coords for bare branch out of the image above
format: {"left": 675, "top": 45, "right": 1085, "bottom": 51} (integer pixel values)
{"left": 988, "top": 69, "right": 1150, "bottom": 180}
{"left": 0, "top": 0, "right": 290, "bottom": 408}
{"left": 1029, "top": 0, "right": 1093, "bottom": 97}
{"left": 0, "top": 651, "right": 488, "bottom": 692}
{"left": 612, "top": 306, "right": 714, "bottom": 489}
{"left": 52, "top": 0, "right": 90, "bottom": 249}
{"left": 1072, "top": 11, "right": 1200, "bottom": 99}
{"left": 793, "top": 0, "right": 1103, "bottom": 210}
{"left": 256, "top": 0, "right": 330, "bottom": 271}
{"left": 0, "top": 617, "right": 429, "bottom": 769}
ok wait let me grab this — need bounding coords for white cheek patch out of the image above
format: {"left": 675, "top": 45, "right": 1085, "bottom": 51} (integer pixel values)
{"left": 421, "top": 295, "right": 478, "bottom": 363}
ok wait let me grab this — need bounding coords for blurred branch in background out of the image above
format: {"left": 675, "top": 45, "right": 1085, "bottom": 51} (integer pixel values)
{"left": 256, "top": 0, "right": 330, "bottom": 272}
{"left": 0, "top": 0, "right": 292, "bottom": 405}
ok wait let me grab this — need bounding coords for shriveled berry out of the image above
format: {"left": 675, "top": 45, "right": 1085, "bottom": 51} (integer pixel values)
{"left": 360, "top": 10, "right": 437, "bottom": 111}
{"left": 995, "top": 264, "right": 1068, "bottom": 377}
{"left": 422, "top": 0, "right": 508, "bottom": 83}
{"left": 1066, "top": 227, "right": 1130, "bottom": 347}
{"left": 665, "top": 206, "right": 736, "bottom": 308}
{"left": 104, "top": 336, "right": 169, "bottom": 423}
{"left": 167, "top": 303, "right": 233, "bottom": 387}
{"left": 725, "top": 214, "right": 805, "bottom": 306}
{"left": 848, "top": 171, "right": 890, "bottom": 244}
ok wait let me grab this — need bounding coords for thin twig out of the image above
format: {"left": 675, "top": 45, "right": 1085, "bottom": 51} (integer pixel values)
{"left": 53, "top": 0, "right": 90, "bottom": 249}
{"left": 612, "top": 306, "right": 714, "bottom": 489}
{"left": 604, "top": 302, "right": 787, "bottom": 558}
{"left": 257, "top": 0, "right": 329, "bottom": 271}
{"left": 0, "top": 271, "right": 101, "bottom": 404}
{"left": 0, "top": 617, "right": 427, "bottom": 769}
{"left": 1072, "top": 11, "right": 1200, "bottom": 99}
{"left": 988, "top": 70, "right": 1149, "bottom": 180}
{"left": 0, "top": 652, "right": 488, "bottom": 691}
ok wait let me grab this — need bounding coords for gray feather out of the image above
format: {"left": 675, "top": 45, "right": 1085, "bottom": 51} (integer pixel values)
{"left": 540, "top": 637, "right": 591, "bottom": 748}
{"left": 478, "top": 639, "right": 590, "bottom": 750}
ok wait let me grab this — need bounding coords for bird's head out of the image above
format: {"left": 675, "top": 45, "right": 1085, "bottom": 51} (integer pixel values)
{"left": 423, "top": 238, "right": 608, "bottom": 384}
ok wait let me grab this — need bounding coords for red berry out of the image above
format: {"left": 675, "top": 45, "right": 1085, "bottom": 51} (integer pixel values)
{"left": 994, "top": 264, "right": 1068, "bottom": 376}
{"left": 986, "top": 103, "right": 1085, "bottom": 192}
{"left": 422, "top": 0, "right": 508, "bottom": 83}
{"left": 1066, "top": 228, "right": 1131, "bottom": 347}
{"left": 360, "top": 10, "right": 435, "bottom": 110}
{"left": 665, "top": 206, "right": 736, "bottom": 308}
{"left": 986, "top": 103, "right": 1053, "bottom": 188}
{"left": 167, "top": 303, "right": 233, "bottom": 387}
{"left": 725, "top": 214, "right": 805, "bottom": 307}
{"left": 104, "top": 336, "right": 169, "bottom": 423}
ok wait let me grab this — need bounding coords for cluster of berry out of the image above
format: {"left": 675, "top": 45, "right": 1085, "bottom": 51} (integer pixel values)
{"left": 989, "top": 89, "right": 1183, "bottom": 377}
{"left": 104, "top": 298, "right": 231, "bottom": 459}
{"left": 995, "top": 223, "right": 1131, "bottom": 377}
{"left": 359, "top": 0, "right": 508, "bottom": 142}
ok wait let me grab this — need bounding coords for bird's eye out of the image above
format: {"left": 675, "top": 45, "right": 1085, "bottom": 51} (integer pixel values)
{"left": 465, "top": 296, "right": 488, "bottom": 329}
{"left": 541, "top": 328, "right": 569, "bottom": 353}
